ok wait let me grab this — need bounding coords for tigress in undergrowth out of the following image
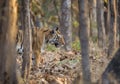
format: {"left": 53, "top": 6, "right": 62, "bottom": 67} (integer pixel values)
{"left": 16, "top": 27, "right": 65, "bottom": 68}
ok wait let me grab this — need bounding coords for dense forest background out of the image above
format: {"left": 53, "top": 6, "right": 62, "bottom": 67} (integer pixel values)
{"left": 0, "top": 0, "right": 120, "bottom": 84}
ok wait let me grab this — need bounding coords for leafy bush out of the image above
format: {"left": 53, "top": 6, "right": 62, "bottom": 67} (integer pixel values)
{"left": 92, "top": 36, "right": 98, "bottom": 43}
{"left": 72, "top": 40, "right": 81, "bottom": 51}
{"left": 46, "top": 44, "right": 56, "bottom": 51}
{"left": 46, "top": 40, "right": 81, "bottom": 51}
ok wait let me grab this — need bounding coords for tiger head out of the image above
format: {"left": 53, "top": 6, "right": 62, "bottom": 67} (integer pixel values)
{"left": 45, "top": 27, "right": 65, "bottom": 48}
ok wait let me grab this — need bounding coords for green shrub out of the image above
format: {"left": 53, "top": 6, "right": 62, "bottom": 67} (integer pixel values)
{"left": 72, "top": 40, "right": 81, "bottom": 51}
{"left": 46, "top": 44, "right": 56, "bottom": 51}
{"left": 92, "top": 36, "right": 98, "bottom": 43}
{"left": 46, "top": 40, "right": 81, "bottom": 51}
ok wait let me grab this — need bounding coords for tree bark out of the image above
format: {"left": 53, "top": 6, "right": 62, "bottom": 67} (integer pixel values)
{"left": 60, "top": 0, "right": 72, "bottom": 51}
{"left": 104, "top": 0, "right": 108, "bottom": 36}
{"left": 118, "top": 0, "right": 120, "bottom": 47}
{"left": 78, "top": 0, "right": 91, "bottom": 84}
{"left": 108, "top": 0, "right": 117, "bottom": 57}
{"left": 21, "top": 0, "right": 32, "bottom": 80}
{"left": 0, "top": 0, "right": 18, "bottom": 84}
{"left": 88, "top": 0, "right": 97, "bottom": 37}
{"left": 96, "top": 0, "right": 106, "bottom": 48}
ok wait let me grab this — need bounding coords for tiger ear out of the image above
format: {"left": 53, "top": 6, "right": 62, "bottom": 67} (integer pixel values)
{"left": 54, "top": 26, "right": 59, "bottom": 31}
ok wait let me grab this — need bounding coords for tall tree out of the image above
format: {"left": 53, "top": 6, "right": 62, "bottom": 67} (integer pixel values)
{"left": 21, "top": 0, "right": 32, "bottom": 80}
{"left": 118, "top": 0, "right": 120, "bottom": 47}
{"left": 88, "top": 0, "right": 97, "bottom": 37}
{"left": 108, "top": 0, "right": 117, "bottom": 57}
{"left": 60, "top": 0, "right": 72, "bottom": 51}
{"left": 0, "top": 0, "right": 18, "bottom": 84}
{"left": 104, "top": 0, "right": 108, "bottom": 36}
{"left": 78, "top": 0, "right": 91, "bottom": 84}
{"left": 96, "top": 0, "right": 106, "bottom": 48}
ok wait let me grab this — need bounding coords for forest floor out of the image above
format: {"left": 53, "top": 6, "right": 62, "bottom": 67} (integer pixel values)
{"left": 17, "top": 42, "right": 111, "bottom": 84}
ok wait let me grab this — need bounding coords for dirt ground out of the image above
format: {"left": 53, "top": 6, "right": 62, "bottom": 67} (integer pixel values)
{"left": 17, "top": 42, "right": 111, "bottom": 84}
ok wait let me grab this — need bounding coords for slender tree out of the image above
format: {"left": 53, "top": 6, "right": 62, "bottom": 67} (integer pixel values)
{"left": 96, "top": 0, "right": 106, "bottom": 48}
{"left": 21, "top": 0, "right": 32, "bottom": 80}
{"left": 108, "top": 0, "right": 117, "bottom": 57}
{"left": 88, "top": 0, "right": 97, "bottom": 37}
{"left": 0, "top": 0, "right": 18, "bottom": 84}
{"left": 118, "top": 0, "right": 120, "bottom": 47}
{"left": 78, "top": 0, "right": 91, "bottom": 84}
{"left": 60, "top": 0, "right": 72, "bottom": 51}
{"left": 104, "top": 0, "right": 108, "bottom": 36}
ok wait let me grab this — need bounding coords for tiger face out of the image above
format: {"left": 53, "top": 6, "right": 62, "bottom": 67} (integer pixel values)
{"left": 45, "top": 27, "right": 65, "bottom": 48}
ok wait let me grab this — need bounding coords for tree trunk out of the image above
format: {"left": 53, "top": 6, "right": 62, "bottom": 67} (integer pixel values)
{"left": 0, "top": 0, "right": 18, "bottom": 84}
{"left": 108, "top": 0, "right": 117, "bottom": 57}
{"left": 88, "top": 0, "right": 97, "bottom": 37}
{"left": 92, "top": 0, "right": 96, "bottom": 22}
{"left": 118, "top": 0, "right": 120, "bottom": 47}
{"left": 104, "top": 1, "right": 108, "bottom": 36}
{"left": 78, "top": 0, "right": 91, "bottom": 84}
{"left": 96, "top": 0, "right": 106, "bottom": 48}
{"left": 60, "top": 0, "right": 72, "bottom": 51}
{"left": 21, "top": 0, "right": 32, "bottom": 80}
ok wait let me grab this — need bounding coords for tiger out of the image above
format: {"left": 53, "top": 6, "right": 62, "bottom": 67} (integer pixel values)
{"left": 16, "top": 28, "right": 24, "bottom": 55}
{"left": 16, "top": 27, "right": 65, "bottom": 68}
